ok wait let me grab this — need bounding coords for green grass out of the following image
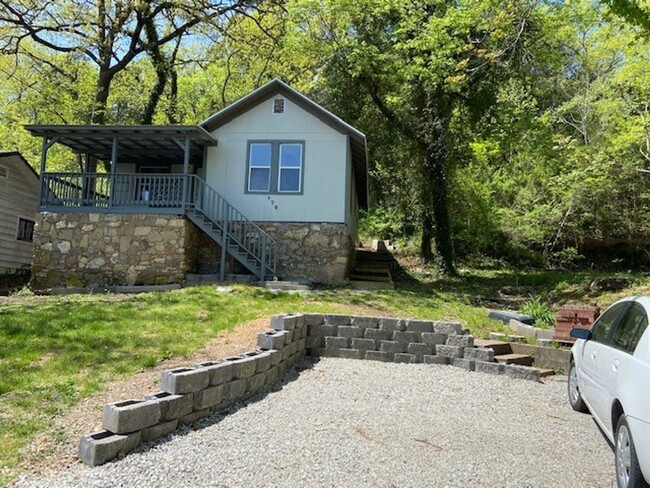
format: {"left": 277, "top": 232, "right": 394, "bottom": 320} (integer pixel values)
{"left": 0, "top": 268, "right": 648, "bottom": 483}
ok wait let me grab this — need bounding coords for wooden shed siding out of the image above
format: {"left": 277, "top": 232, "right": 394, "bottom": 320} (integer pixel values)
{"left": 0, "top": 154, "right": 38, "bottom": 272}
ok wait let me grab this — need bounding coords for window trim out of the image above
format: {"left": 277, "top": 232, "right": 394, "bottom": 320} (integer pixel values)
{"left": 16, "top": 216, "right": 35, "bottom": 242}
{"left": 247, "top": 142, "right": 273, "bottom": 192}
{"left": 277, "top": 143, "right": 303, "bottom": 193}
{"left": 245, "top": 140, "right": 305, "bottom": 195}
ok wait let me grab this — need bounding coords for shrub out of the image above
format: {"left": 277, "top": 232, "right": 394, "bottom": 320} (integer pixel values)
{"left": 520, "top": 297, "right": 555, "bottom": 329}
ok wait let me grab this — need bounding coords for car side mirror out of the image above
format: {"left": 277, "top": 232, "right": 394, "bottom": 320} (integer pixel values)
{"left": 570, "top": 328, "right": 592, "bottom": 341}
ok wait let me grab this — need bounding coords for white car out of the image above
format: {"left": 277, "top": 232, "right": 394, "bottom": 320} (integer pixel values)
{"left": 568, "top": 296, "right": 650, "bottom": 488}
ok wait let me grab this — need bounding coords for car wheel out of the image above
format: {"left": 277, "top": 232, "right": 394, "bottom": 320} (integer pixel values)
{"left": 568, "top": 360, "right": 588, "bottom": 413}
{"left": 615, "top": 415, "right": 649, "bottom": 488}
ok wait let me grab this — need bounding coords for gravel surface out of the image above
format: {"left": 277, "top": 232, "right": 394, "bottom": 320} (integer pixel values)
{"left": 18, "top": 359, "right": 615, "bottom": 488}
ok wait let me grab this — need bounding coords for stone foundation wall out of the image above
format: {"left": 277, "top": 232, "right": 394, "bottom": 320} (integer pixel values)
{"left": 185, "top": 221, "right": 222, "bottom": 274}
{"left": 31, "top": 213, "right": 194, "bottom": 290}
{"left": 258, "top": 222, "right": 353, "bottom": 284}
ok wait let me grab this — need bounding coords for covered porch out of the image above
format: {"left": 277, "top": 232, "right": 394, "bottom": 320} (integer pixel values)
{"left": 26, "top": 125, "right": 218, "bottom": 214}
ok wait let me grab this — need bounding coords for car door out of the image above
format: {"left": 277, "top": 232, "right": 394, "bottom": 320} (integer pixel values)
{"left": 595, "top": 303, "right": 649, "bottom": 438}
{"left": 579, "top": 302, "right": 630, "bottom": 417}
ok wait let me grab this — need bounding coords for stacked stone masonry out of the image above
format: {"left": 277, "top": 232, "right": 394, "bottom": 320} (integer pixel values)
{"left": 79, "top": 313, "right": 542, "bottom": 467}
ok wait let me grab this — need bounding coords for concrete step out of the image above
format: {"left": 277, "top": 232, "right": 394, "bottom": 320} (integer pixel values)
{"left": 265, "top": 281, "right": 310, "bottom": 291}
{"left": 474, "top": 339, "right": 512, "bottom": 356}
{"left": 350, "top": 279, "right": 395, "bottom": 290}
{"left": 349, "top": 273, "right": 392, "bottom": 283}
{"left": 495, "top": 353, "right": 535, "bottom": 367}
{"left": 538, "top": 368, "right": 555, "bottom": 378}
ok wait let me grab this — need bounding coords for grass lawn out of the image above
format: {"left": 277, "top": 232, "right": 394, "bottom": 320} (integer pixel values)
{"left": 0, "top": 267, "right": 648, "bottom": 484}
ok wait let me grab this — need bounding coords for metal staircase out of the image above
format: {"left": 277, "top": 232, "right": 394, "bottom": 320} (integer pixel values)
{"left": 186, "top": 175, "right": 276, "bottom": 281}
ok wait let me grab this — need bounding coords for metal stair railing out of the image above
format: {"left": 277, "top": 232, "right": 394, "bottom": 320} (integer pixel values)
{"left": 186, "top": 175, "right": 277, "bottom": 281}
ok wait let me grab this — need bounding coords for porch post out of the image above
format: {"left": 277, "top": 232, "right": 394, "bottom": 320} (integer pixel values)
{"left": 181, "top": 137, "right": 190, "bottom": 210}
{"left": 37, "top": 137, "right": 48, "bottom": 209}
{"left": 109, "top": 137, "right": 118, "bottom": 208}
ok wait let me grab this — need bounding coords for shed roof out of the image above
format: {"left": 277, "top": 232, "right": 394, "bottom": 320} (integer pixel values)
{"left": 24, "top": 125, "right": 218, "bottom": 166}
{"left": 200, "top": 79, "right": 369, "bottom": 209}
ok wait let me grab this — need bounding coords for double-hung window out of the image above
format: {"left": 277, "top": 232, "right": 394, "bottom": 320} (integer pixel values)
{"left": 246, "top": 141, "right": 304, "bottom": 194}
{"left": 248, "top": 143, "right": 272, "bottom": 192}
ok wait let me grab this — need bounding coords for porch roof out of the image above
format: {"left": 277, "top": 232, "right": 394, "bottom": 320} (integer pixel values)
{"left": 24, "top": 125, "right": 218, "bottom": 166}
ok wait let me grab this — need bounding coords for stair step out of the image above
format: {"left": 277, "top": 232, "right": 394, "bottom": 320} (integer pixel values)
{"left": 495, "top": 353, "right": 534, "bottom": 366}
{"left": 538, "top": 368, "right": 555, "bottom": 378}
{"left": 265, "top": 281, "right": 310, "bottom": 291}
{"left": 350, "top": 279, "right": 395, "bottom": 290}
{"left": 474, "top": 339, "right": 512, "bottom": 356}
{"left": 349, "top": 273, "right": 392, "bottom": 283}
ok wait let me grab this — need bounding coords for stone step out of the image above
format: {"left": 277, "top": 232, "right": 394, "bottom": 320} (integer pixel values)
{"left": 495, "top": 353, "right": 535, "bottom": 367}
{"left": 538, "top": 368, "right": 555, "bottom": 378}
{"left": 349, "top": 273, "right": 392, "bottom": 283}
{"left": 474, "top": 339, "right": 512, "bottom": 356}
{"left": 185, "top": 274, "right": 220, "bottom": 284}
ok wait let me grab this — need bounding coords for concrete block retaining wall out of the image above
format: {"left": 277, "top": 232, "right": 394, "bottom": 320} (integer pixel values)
{"left": 79, "top": 313, "right": 541, "bottom": 467}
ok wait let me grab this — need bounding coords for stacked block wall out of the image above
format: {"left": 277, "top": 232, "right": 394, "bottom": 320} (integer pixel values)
{"left": 80, "top": 313, "right": 540, "bottom": 467}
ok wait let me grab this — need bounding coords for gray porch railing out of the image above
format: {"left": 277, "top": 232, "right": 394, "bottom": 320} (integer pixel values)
{"left": 40, "top": 172, "right": 277, "bottom": 280}
{"left": 41, "top": 172, "right": 185, "bottom": 209}
{"left": 187, "top": 175, "right": 277, "bottom": 280}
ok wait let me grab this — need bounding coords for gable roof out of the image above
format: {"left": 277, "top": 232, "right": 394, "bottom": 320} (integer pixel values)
{"left": 200, "top": 79, "right": 369, "bottom": 210}
{"left": 0, "top": 151, "right": 39, "bottom": 180}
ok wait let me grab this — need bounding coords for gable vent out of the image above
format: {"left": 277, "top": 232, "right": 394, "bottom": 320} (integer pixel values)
{"left": 0, "top": 166, "right": 7, "bottom": 178}
{"left": 272, "top": 97, "right": 285, "bottom": 114}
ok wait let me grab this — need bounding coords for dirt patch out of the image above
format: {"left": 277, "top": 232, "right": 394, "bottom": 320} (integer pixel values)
{"left": 13, "top": 303, "right": 389, "bottom": 480}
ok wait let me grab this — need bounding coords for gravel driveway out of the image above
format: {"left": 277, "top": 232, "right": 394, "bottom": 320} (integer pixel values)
{"left": 19, "top": 358, "right": 615, "bottom": 488}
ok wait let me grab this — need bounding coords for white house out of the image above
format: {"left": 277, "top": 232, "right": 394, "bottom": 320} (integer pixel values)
{"left": 26, "top": 79, "right": 368, "bottom": 289}
{"left": 0, "top": 152, "right": 38, "bottom": 275}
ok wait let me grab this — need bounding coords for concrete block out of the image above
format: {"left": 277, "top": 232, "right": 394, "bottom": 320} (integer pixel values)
{"left": 380, "top": 340, "right": 405, "bottom": 353}
{"left": 298, "top": 325, "right": 307, "bottom": 339}
{"left": 433, "top": 321, "right": 463, "bottom": 335}
{"left": 489, "top": 332, "right": 507, "bottom": 341}
{"left": 393, "top": 330, "right": 419, "bottom": 343}
{"left": 179, "top": 408, "right": 211, "bottom": 426}
{"left": 407, "top": 343, "right": 433, "bottom": 356}
{"left": 394, "top": 353, "right": 416, "bottom": 363}
{"left": 338, "top": 348, "right": 363, "bottom": 359}
{"left": 435, "top": 345, "right": 464, "bottom": 358}
{"left": 315, "top": 347, "right": 339, "bottom": 357}
{"left": 293, "top": 314, "right": 305, "bottom": 328}
{"left": 287, "top": 341, "right": 298, "bottom": 355}
{"left": 365, "top": 350, "right": 394, "bottom": 362}
{"left": 161, "top": 367, "right": 210, "bottom": 395}
{"left": 193, "top": 385, "right": 225, "bottom": 410}
{"left": 141, "top": 419, "right": 178, "bottom": 443}
{"left": 265, "top": 366, "right": 279, "bottom": 385}
{"left": 337, "top": 326, "right": 363, "bottom": 338}
{"left": 325, "top": 336, "right": 349, "bottom": 348}
{"left": 224, "top": 378, "right": 247, "bottom": 400}
{"left": 505, "top": 364, "right": 541, "bottom": 382}
{"left": 102, "top": 399, "right": 161, "bottom": 434}
{"left": 508, "top": 334, "right": 526, "bottom": 343}
{"left": 421, "top": 332, "right": 447, "bottom": 346}
{"left": 351, "top": 316, "right": 380, "bottom": 329}
{"left": 297, "top": 338, "right": 306, "bottom": 353}
{"left": 322, "top": 324, "right": 338, "bottom": 336}
{"left": 258, "top": 330, "right": 290, "bottom": 350}
{"left": 446, "top": 335, "right": 475, "bottom": 348}
{"left": 292, "top": 329, "right": 301, "bottom": 341}
{"left": 79, "top": 430, "right": 141, "bottom": 467}
{"left": 406, "top": 320, "right": 434, "bottom": 333}
{"left": 225, "top": 353, "right": 258, "bottom": 379}
{"left": 254, "top": 351, "right": 272, "bottom": 373}
{"left": 194, "top": 360, "right": 234, "bottom": 386}
{"left": 464, "top": 348, "right": 495, "bottom": 362}
{"left": 452, "top": 358, "right": 476, "bottom": 371}
{"left": 364, "top": 328, "right": 390, "bottom": 341}
{"left": 324, "top": 314, "right": 352, "bottom": 325}
{"left": 475, "top": 361, "right": 505, "bottom": 375}
{"left": 144, "top": 392, "right": 193, "bottom": 421}
{"left": 270, "top": 314, "right": 297, "bottom": 330}
{"left": 351, "top": 338, "right": 377, "bottom": 350}
{"left": 281, "top": 347, "right": 292, "bottom": 361}
{"left": 283, "top": 330, "right": 294, "bottom": 345}
{"left": 247, "top": 372, "right": 266, "bottom": 393}
{"left": 268, "top": 349, "right": 282, "bottom": 366}
{"left": 423, "top": 355, "right": 450, "bottom": 365}
{"left": 304, "top": 314, "right": 324, "bottom": 326}
{"left": 306, "top": 335, "right": 323, "bottom": 349}
{"left": 379, "top": 317, "right": 405, "bottom": 333}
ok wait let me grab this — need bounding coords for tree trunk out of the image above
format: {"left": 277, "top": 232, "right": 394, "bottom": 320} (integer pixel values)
{"left": 428, "top": 152, "right": 456, "bottom": 275}
{"left": 420, "top": 212, "right": 435, "bottom": 261}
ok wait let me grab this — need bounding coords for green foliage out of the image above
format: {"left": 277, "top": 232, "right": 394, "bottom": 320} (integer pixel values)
{"left": 520, "top": 297, "right": 556, "bottom": 329}
{"left": 358, "top": 208, "right": 415, "bottom": 242}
